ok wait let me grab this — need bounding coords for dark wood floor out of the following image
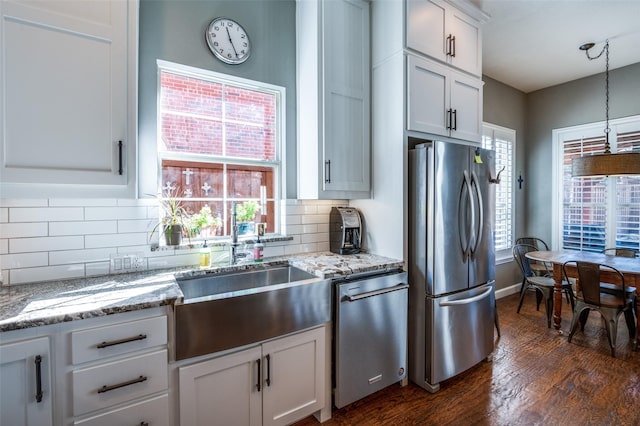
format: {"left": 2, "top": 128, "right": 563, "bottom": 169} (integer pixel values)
{"left": 294, "top": 291, "right": 640, "bottom": 426}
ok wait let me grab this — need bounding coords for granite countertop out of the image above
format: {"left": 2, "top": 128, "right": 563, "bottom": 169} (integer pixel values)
{"left": 0, "top": 251, "right": 403, "bottom": 333}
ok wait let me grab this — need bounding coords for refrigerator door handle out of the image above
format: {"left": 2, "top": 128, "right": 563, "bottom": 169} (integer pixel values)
{"left": 439, "top": 286, "right": 493, "bottom": 306}
{"left": 470, "top": 171, "right": 484, "bottom": 258}
{"left": 459, "top": 171, "right": 473, "bottom": 262}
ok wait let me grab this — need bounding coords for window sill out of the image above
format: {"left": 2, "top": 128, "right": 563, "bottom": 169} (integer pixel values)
{"left": 151, "top": 234, "right": 294, "bottom": 252}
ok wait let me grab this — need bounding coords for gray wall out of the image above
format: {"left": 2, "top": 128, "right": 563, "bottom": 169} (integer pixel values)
{"left": 138, "top": 0, "right": 297, "bottom": 198}
{"left": 482, "top": 76, "right": 527, "bottom": 291}
{"left": 526, "top": 62, "right": 640, "bottom": 243}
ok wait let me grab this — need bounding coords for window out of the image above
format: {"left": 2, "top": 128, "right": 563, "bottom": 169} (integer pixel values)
{"left": 482, "top": 123, "right": 515, "bottom": 259}
{"left": 157, "top": 61, "right": 284, "bottom": 239}
{"left": 552, "top": 115, "right": 640, "bottom": 253}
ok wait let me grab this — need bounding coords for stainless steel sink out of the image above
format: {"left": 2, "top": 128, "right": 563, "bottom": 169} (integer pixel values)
{"left": 174, "top": 265, "right": 331, "bottom": 360}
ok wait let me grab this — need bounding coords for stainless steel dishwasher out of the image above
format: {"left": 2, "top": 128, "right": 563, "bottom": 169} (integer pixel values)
{"left": 334, "top": 269, "right": 408, "bottom": 408}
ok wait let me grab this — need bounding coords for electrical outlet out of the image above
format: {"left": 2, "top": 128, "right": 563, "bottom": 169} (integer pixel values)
{"left": 110, "top": 253, "right": 145, "bottom": 274}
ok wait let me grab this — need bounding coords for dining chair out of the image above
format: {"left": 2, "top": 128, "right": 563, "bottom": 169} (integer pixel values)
{"left": 564, "top": 260, "right": 637, "bottom": 357}
{"left": 515, "top": 237, "right": 551, "bottom": 277}
{"left": 513, "top": 244, "right": 575, "bottom": 328}
{"left": 601, "top": 247, "right": 638, "bottom": 258}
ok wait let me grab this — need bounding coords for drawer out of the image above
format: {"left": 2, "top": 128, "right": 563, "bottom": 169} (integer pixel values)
{"left": 72, "top": 316, "right": 167, "bottom": 365}
{"left": 74, "top": 393, "right": 169, "bottom": 426}
{"left": 72, "top": 349, "right": 168, "bottom": 416}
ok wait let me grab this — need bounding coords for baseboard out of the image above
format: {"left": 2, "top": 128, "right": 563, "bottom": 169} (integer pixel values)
{"left": 496, "top": 283, "right": 520, "bottom": 300}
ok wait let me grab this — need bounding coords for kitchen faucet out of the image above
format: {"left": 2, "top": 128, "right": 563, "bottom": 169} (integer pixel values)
{"left": 229, "top": 202, "right": 241, "bottom": 265}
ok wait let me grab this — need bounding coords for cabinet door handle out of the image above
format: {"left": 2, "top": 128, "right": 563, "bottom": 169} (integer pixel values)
{"left": 97, "top": 375, "right": 147, "bottom": 394}
{"left": 452, "top": 109, "right": 457, "bottom": 131}
{"left": 446, "top": 108, "right": 452, "bottom": 130}
{"left": 96, "top": 334, "right": 147, "bottom": 349}
{"left": 34, "top": 355, "right": 43, "bottom": 403}
{"left": 451, "top": 35, "right": 456, "bottom": 57}
{"left": 255, "top": 359, "right": 261, "bottom": 392}
{"left": 325, "top": 160, "right": 331, "bottom": 184}
{"left": 446, "top": 34, "right": 452, "bottom": 56}
{"left": 118, "top": 140, "right": 123, "bottom": 175}
{"left": 265, "top": 354, "right": 271, "bottom": 387}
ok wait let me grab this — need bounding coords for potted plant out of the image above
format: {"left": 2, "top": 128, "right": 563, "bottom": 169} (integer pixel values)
{"left": 188, "top": 205, "right": 222, "bottom": 238}
{"left": 235, "top": 200, "right": 260, "bottom": 236}
{"left": 151, "top": 191, "right": 190, "bottom": 246}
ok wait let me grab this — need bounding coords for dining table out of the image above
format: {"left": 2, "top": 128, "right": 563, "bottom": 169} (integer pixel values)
{"left": 525, "top": 250, "right": 640, "bottom": 348}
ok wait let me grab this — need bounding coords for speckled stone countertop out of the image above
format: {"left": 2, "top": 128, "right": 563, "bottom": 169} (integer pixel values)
{"left": 0, "top": 251, "right": 403, "bottom": 333}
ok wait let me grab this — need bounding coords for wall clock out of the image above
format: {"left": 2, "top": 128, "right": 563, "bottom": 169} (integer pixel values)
{"left": 205, "top": 17, "right": 251, "bottom": 65}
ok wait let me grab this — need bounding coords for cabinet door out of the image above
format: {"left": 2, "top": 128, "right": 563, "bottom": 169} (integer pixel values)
{"left": 0, "top": 0, "right": 136, "bottom": 197}
{"left": 179, "top": 346, "right": 262, "bottom": 426}
{"left": 0, "top": 337, "right": 53, "bottom": 426}
{"left": 323, "top": 0, "right": 370, "bottom": 194}
{"left": 406, "top": 0, "right": 447, "bottom": 62}
{"left": 262, "top": 327, "right": 325, "bottom": 426}
{"left": 450, "top": 71, "right": 482, "bottom": 143}
{"left": 447, "top": 7, "right": 482, "bottom": 76}
{"left": 407, "top": 55, "right": 450, "bottom": 137}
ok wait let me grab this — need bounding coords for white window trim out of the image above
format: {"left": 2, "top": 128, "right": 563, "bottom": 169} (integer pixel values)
{"left": 155, "top": 60, "right": 287, "bottom": 236}
{"left": 551, "top": 114, "right": 640, "bottom": 249}
{"left": 483, "top": 122, "right": 516, "bottom": 263}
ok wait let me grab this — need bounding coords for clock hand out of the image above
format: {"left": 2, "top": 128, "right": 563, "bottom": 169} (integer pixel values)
{"left": 226, "top": 26, "right": 239, "bottom": 58}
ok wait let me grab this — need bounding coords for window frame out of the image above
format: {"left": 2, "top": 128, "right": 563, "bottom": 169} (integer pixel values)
{"left": 482, "top": 122, "right": 516, "bottom": 263}
{"left": 155, "top": 60, "right": 286, "bottom": 237}
{"left": 551, "top": 114, "right": 640, "bottom": 251}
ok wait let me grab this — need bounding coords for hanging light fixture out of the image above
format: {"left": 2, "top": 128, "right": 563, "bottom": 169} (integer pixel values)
{"left": 571, "top": 40, "right": 640, "bottom": 177}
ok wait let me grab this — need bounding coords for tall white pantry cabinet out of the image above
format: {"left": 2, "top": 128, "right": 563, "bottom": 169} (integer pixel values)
{"left": 0, "top": 0, "right": 138, "bottom": 198}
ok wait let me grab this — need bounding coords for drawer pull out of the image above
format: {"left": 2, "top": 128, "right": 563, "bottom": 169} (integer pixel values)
{"left": 97, "top": 375, "right": 147, "bottom": 394}
{"left": 35, "top": 355, "right": 43, "bottom": 403}
{"left": 96, "top": 334, "right": 147, "bottom": 349}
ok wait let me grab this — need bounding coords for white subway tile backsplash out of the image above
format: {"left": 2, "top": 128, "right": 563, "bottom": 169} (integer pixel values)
{"left": 85, "top": 206, "right": 148, "bottom": 221}
{"left": 85, "top": 233, "right": 148, "bottom": 249}
{"left": 1, "top": 198, "right": 340, "bottom": 285}
{"left": 117, "top": 219, "right": 155, "bottom": 233}
{"left": 49, "top": 199, "right": 117, "bottom": 207}
{"left": 0, "top": 222, "right": 48, "bottom": 238}
{"left": 10, "top": 236, "right": 84, "bottom": 253}
{"left": 0, "top": 199, "right": 48, "bottom": 208}
{"left": 49, "top": 221, "right": 117, "bottom": 236}
{"left": 49, "top": 248, "right": 114, "bottom": 265}
{"left": 10, "top": 207, "right": 84, "bottom": 222}
{"left": 0, "top": 252, "right": 48, "bottom": 269}
{"left": 86, "top": 262, "right": 111, "bottom": 277}
{"left": 10, "top": 264, "right": 85, "bottom": 285}
{"left": 301, "top": 214, "right": 327, "bottom": 225}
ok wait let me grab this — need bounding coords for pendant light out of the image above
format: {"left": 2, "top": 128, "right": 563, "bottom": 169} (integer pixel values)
{"left": 571, "top": 40, "right": 640, "bottom": 177}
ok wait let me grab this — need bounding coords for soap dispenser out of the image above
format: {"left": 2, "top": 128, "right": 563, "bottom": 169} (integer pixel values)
{"left": 199, "top": 240, "right": 211, "bottom": 268}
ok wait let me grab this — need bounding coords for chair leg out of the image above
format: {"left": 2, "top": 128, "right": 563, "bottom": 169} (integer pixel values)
{"left": 568, "top": 305, "right": 587, "bottom": 343}
{"left": 601, "top": 313, "right": 619, "bottom": 358}
{"left": 579, "top": 309, "right": 589, "bottom": 331}
{"left": 536, "top": 289, "right": 543, "bottom": 311}
{"left": 516, "top": 281, "right": 528, "bottom": 313}
{"left": 623, "top": 309, "right": 636, "bottom": 339}
{"left": 545, "top": 293, "right": 553, "bottom": 328}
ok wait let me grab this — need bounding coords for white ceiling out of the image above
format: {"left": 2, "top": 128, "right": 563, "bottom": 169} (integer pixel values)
{"left": 473, "top": 0, "right": 640, "bottom": 93}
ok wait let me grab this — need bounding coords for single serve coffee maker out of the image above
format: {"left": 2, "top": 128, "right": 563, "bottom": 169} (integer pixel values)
{"left": 329, "top": 207, "right": 362, "bottom": 255}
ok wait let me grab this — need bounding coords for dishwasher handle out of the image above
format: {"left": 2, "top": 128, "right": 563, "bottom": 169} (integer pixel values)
{"left": 439, "top": 286, "right": 493, "bottom": 307}
{"left": 344, "top": 283, "right": 409, "bottom": 302}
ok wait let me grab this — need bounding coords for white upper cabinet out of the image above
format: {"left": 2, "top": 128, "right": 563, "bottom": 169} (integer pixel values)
{"left": 407, "top": 55, "right": 483, "bottom": 143}
{"left": 406, "top": 0, "right": 485, "bottom": 77}
{"left": 297, "top": 0, "right": 371, "bottom": 200}
{"left": 0, "top": 0, "right": 138, "bottom": 198}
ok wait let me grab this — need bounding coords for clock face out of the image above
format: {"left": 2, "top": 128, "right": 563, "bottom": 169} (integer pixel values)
{"left": 206, "top": 17, "right": 251, "bottom": 65}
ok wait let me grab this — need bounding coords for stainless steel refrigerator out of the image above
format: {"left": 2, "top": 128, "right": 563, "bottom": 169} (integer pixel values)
{"left": 408, "top": 141, "right": 496, "bottom": 393}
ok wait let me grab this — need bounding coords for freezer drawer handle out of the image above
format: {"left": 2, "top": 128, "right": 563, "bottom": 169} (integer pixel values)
{"left": 344, "top": 283, "right": 409, "bottom": 302}
{"left": 439, "top": 286, "right": 493, "bottom": 306}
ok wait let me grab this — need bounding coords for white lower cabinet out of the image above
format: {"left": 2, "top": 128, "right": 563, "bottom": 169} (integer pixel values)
{"left": 178, "top": 326, "right": 326, "bottom": 426}
{"left": 0, "top": 336, "right": 53, "bottom": 426}
{"left": 73, "top": 393, "right": 169, "bottom": 426}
